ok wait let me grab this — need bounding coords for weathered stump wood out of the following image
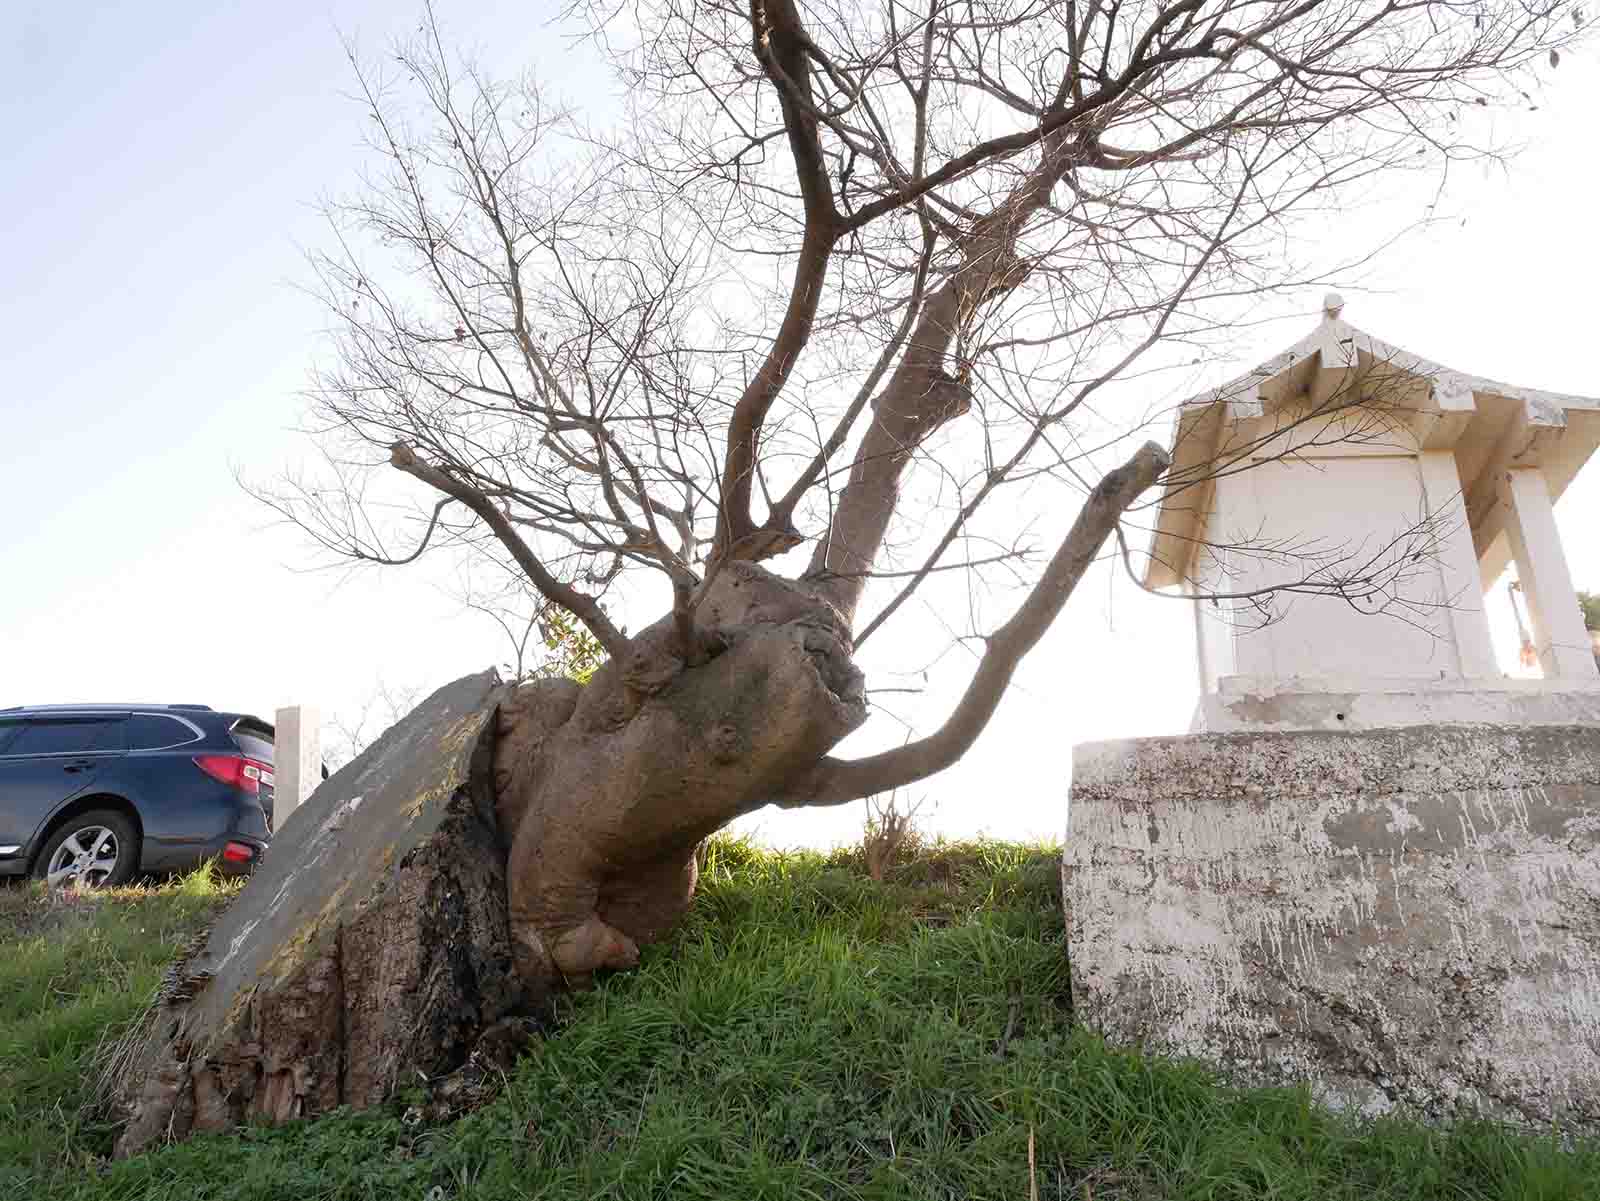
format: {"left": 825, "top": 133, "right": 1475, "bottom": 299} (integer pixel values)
{"left": 112, "top": 669, "right": 530, "bottom": 1157}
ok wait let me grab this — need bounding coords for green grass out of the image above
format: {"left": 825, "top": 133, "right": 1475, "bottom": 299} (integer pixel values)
{"left": 2, "top": 840, "right": 1596, "bottom": 1200}
{"left": 0, "top": 866, "right": 241, "bottom": 1193}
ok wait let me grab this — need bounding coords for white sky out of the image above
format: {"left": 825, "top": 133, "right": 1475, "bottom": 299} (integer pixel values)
{"left": 3, "top": 3, "right": 1596, "bottom": 849}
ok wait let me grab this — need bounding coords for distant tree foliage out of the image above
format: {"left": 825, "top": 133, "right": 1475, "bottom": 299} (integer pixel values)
{"left": 1580, "top": 590, "right": 1600, "bottom": 634}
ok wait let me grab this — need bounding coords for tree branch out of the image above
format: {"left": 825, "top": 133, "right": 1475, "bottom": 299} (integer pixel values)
{"left": 778, "top": 439, "right": 1171, "bottom": 807}
{"left": 389, "top": 441, "right": 629, "bottom": 659}
{"left": 715, "top": 0, "right": 845, "bottom": 560}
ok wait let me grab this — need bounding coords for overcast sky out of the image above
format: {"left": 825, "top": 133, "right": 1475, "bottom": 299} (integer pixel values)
{"left": 3, "top": 3, "right": 1597, "bottom": 848}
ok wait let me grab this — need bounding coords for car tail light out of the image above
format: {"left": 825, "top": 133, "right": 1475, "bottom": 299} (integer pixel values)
{"left": 194, "top": 754, "right": 274, "bottom": 795}
{"left": 222, "top": 841, "right": 256, "bottom": 864}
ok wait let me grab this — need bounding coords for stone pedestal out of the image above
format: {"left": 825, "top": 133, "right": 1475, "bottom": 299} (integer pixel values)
{"left": 1063, "top": 724, "right": 1600, "bottom": 1129}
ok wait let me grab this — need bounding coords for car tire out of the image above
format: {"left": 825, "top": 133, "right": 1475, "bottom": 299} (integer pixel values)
{"left": 33, "top": 809, "right": 139, "bottom": 889}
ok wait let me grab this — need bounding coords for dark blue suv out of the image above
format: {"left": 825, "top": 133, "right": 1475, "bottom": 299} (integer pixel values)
{"left": 0, "top": 704, "right": 275, "bottom": 887}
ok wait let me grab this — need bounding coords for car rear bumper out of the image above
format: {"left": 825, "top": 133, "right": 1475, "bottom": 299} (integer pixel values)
{"left": 210, "top": 834, "right": 269, "bottom": 877}
{"left": 142, "top": 833, "right": 269, "bottom": 878}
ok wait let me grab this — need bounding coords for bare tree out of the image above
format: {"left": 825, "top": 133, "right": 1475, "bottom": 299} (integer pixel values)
{"left": 262, "top": 0, "right": 1580, "bottom": 989}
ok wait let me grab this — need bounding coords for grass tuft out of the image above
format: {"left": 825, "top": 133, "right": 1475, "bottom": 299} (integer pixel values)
{"left": 2, "top": 838, "right": 1596, "bottom": 1199}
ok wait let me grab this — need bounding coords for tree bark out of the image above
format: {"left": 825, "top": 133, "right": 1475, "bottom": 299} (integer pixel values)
{"left": 494, "top": 561, "right": 866, "bottom": 986}
{"left": 806, "top": 129, "right": 1074, "bottom": 625}
{"left": 787, "top": 441, "right": 1171, "bottom": 804}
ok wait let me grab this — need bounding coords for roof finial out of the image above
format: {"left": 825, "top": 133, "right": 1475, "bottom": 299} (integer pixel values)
{"left": 1322, "top": 292, "right": 1345, "bottom": 322}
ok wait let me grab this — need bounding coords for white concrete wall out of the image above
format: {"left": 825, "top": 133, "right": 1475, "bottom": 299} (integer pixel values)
{"left": 1215, "top": 452, "right": 1458, "bottom": 682}
{"left": 1210, "top": 470, "right": 1276, "bottom": 679}
{"left": 1198, "top": 675, "right": 1600, "bottom": 732}
{"left": 1188, "top": 506, "right": 1237, "bottom": 696}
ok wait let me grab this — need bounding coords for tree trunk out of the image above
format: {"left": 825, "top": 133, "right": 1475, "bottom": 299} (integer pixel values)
{"left": 493, "top": 560, "right": 866, "bottom": 989}
{"left": 107, "top": 563, "right": 869, "bottom": 1155}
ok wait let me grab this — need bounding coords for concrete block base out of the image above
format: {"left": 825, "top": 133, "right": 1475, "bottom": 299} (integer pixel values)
{"left": 1194, "top": 674, "right": 1600, "bottom": 734}
{"left": 1063, "top": 724, "right": 1600, "bottom": 1129}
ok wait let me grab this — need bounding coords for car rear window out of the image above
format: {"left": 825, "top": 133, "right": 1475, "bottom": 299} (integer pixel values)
{"left": 127, "top": 713, "right": 201, "bottom": 750}
{"left": 5, "top": 717, "right": 126, "bottom": 756}
{"left": 229, "top": 717, "right": 275, "bottom": 765}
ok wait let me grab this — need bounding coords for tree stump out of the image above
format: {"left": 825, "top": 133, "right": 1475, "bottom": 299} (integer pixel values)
{"left": 109, "top": 669, "right": 536, "bottom": 1158}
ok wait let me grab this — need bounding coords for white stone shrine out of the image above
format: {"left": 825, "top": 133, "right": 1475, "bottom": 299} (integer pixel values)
{"left": 1145, "top": 294, "right": 1600, "bottom": 732}
{"left": 1062, "top": 299, "right": 1600, "bottom": 1131}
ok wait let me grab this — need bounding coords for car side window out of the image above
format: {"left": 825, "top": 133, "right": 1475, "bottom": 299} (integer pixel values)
{"left": 0, "top": 721, "right": 20, "bottom": 754}
{"left": 127, "top": 714, "right": 199, "bottom": 750}
{"left": 4, "top": 718, "right": 127, "bottom": 756}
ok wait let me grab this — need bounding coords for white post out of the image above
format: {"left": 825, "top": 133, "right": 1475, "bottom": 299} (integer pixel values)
{"left": 1496, "top": 469, "right": 1598, "bottom": 680}
{"left": 1417, "top": 451, "right": 1498, "bottom": 679}
{"left": 273, "top": 705, "right": 322, "bottom": 828}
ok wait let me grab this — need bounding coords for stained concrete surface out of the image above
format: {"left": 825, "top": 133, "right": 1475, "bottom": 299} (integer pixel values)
{"left": 1064, "top": 723, "right": 1600, "bottom": 1129}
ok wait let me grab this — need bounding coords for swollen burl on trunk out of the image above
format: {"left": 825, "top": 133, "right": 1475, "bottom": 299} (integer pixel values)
{"left": 492, "top": 560, "right": 867, "bottom": 990}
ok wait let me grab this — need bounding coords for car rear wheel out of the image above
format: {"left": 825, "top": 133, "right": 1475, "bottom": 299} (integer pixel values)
{"left": 34, "top": 810, "right": 139, "bottom": 889}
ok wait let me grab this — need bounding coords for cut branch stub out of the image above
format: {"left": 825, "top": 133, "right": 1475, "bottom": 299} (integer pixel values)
{"left": 109, "top": 670, "right": 526, "bottom": 1158}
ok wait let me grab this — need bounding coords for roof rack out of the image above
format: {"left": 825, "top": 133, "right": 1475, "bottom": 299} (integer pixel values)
{"left": 0, "top": 703, "right": 216, "bottom": 713}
